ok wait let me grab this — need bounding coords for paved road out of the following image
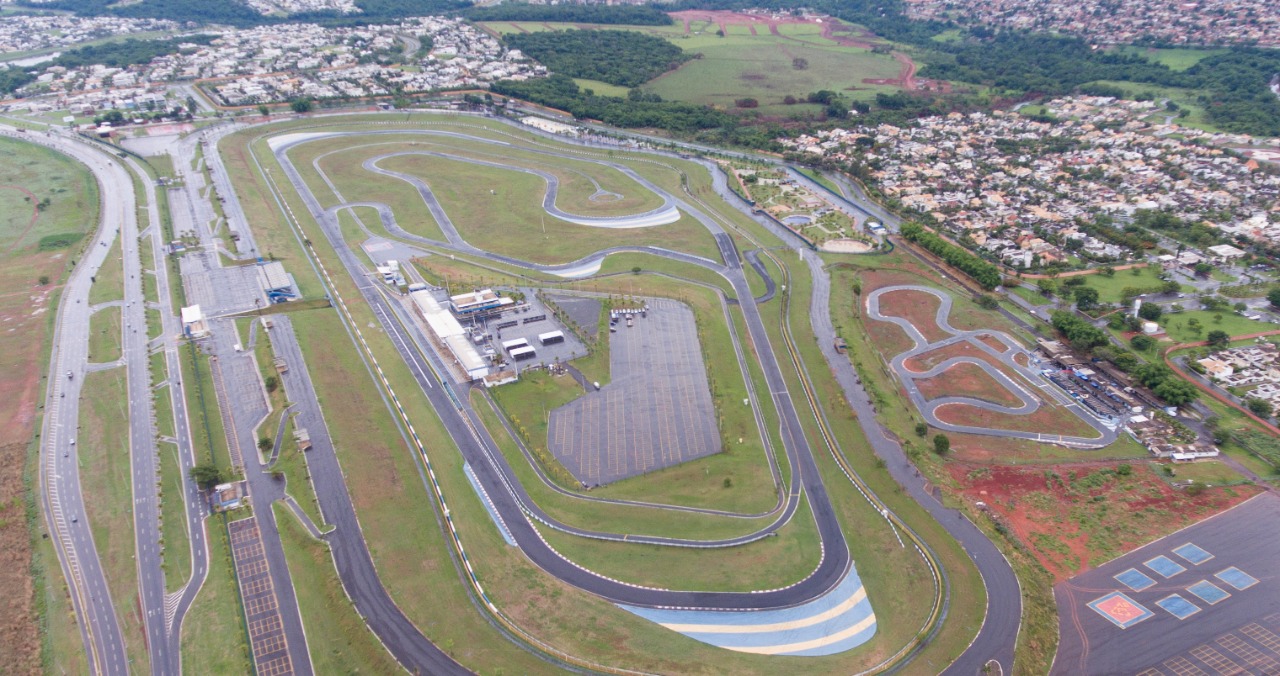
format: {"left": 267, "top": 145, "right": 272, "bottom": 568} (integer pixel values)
{"left": 267, "top": 315, "right": 468, "bottom": 674}
{"left": 866, "top": 284, "right": 1117, "bottom": 448}
{"left": 14, "top": 126, "right": 133, "bottom": 676}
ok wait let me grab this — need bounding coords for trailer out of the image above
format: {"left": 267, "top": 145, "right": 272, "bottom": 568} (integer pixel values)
{"left": 509, "top": 345, "right": 537, "bottom": 361}
{"left": 538, "top": 330, "right": 565, "bottom": 346}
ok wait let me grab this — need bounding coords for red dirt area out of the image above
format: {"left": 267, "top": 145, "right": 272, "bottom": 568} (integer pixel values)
{"left": 1014, "top": 353, "right": 1030, "bottom": 368}
{"left": 875, "top": 288, "right": 951, "bottom": 343}
{"left": 916, "top": 361, "right": 1023, "bottom": 408}
{"left": 865, "top": 310, "right": 915, "bottom": 359}
{"left": 0, "top": 260, "right": 62, "bottom": 673}
{"left": 903, "top": 341, "right": 1009, "bottom": 374}
{"left": 935, "top": 400, "right": 1099, "bottom": 439}
{"left": 948, "top": 462, "right": 1261, "bottom": 580}
{"left": 975, "top": 333, "right": 1008, "bottom": 353}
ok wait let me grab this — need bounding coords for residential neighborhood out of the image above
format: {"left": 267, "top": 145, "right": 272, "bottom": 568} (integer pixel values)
{"left": 7, "top": 17, "right": 544, "bottom": 106}
{"left": 0, "top": 15, "right": 176, "bottom": 56}
{"left": 780, "top": 96, "right": 1280, "bottom": 269}
{"left": 904, "top": 0, "right": 1280, "bottom": 47}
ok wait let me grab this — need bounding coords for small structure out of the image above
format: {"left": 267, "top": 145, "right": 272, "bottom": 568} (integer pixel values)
{"left": 521, "top": 115, "right": 579, "bottom": 136}
{"left": 211, "top": 482, "right": 245, "bottom": 512}
{"left": 256, "top": 260, "right": 295, "bottom": 302}
{"left": 509, "top": 345, "right": 537, "bottom": 361}
{"left": 1207, "top": 243, "right": 1246, "bottom": 265}
{"left": 293, "top": 427, "right": 312, "bottom": 452}
{"left": 538, "top": 330, "right": 565, "bottom": 346}
{"left": 181, "top": 304, "right": 209, "bottom": 338}
{"left": 450, "top": 288, "right": 513, "bottom": 316}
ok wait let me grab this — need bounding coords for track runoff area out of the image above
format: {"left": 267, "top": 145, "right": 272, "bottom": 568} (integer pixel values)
{"left": 259, "top": 115, "right": 923, "bottom": 662}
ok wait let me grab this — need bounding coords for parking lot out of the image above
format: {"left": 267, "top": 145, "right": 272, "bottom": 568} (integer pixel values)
{"left": 179, "top": 250, "right": 267, "bottom": 317}
{"left": 548, "top": 298, "right": 720, "bottom": 485}
{"left": 465, "top": 288, "right": 588, "bottom": 371}
{"left": 1054, "top": 493, "right": 1280, "bottom": 675}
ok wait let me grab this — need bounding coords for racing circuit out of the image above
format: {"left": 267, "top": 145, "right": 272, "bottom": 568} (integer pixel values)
{"left": 267, "top": 123, "right": 885, "bottom": 657}
{"left": 233, "top": 113, "right": 1023, "bottom": 673}
{"left": 866, "top": 284, "right": 1117, "bottom": 447}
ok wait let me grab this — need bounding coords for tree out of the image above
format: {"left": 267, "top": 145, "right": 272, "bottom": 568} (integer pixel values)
{"left": 1194, "top": 262, "right": 1214, "bottom": 277}
{"left": 189, "top": 464, "right": 223, "bottom": 489}
{"left": 38, "top": 275, "right": 49, "bottom": 286}
{"left": 792, "top": 57, "right": 809, "bottom": 70}
{"left": 1100, "top": 265, "right": 1116, "bottom": 277}
{"left": 289, "top": 98, "right": 313, "bottom": 114}
{"left": 1246, "top": 397, "right": 1273, "bottom": 418}
{"left": 257, "top": 103, "right": 269, "bottom": 117}
{"left": 734, "top": 98, "right": 759, "bottom": 109}
{"left": 914, "top": 422, "right": 928, "bottom": 437}
{"left": 1269, "top": 287, "right": 1280, "bottom": 309}
{"left": 258, "top": 437, "right": 273, "bottom": 452}
{"left": 1138, "top": 303, "right": 1163, "bottom": 321}
{"left": 1037, "top": 279, "right": 1057, "bottom": 296}
{"left": 1187, "top": 317, "right": 1203, "bottom": 336}
{"left": 1074, "top": 286, "right": 1100, "bottom": 311}
{"left": 1153, "top": 379, "right": 1198, "bottom": 406}
{"left": 933, "top": 434, "right": 950, "bottom": 455}
{"left": 1130, "top": 334, "right": 1155, "bottom": 352}
{"left": 264, "top": 375, "right": 279, "bottom": 393}
{"left": 1206, "top": 330, "right": 1230, "bottom": 349}
{"left": 977, "top": 295, "right": 999, "bottom": 310}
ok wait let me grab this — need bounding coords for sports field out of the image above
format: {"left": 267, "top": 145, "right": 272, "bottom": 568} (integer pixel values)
{"left": 484, "top": 15, "right": 908, "bottom": 114}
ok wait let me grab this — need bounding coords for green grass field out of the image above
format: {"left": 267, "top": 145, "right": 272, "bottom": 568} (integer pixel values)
{"left": 88, "top": 305, "right": 121, "bottom": 363}
{"left": 1161, "top": 310, "right": 1274, "bottom": 343}
{"left": 181, "top": 515, "right": 253, "bottom": 672}
{"left": 484, "top": 20, "right": 904, "bottom": 112}
{"left": 158, "top": 441, "right": 191, "bottom": 593}
{"left": 1079, "top": 265, "right": 1190, "bottom": 304}
{"left": 1083, "top": 80, "right": 1221, "bottom": 132}
{"left": 78, "top": 368, "right": 149, "bottom": 669}
{"left": 88, "top": 235, "right": 124, "bottom": 304}
{"left": 1114, "top": 46, "right": 1228, "bottom": 71}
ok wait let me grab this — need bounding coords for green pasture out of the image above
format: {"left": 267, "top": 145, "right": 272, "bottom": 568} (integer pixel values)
{"left": 1113, "top": 46, "right": 1228, "bottom": 71}
{"left": 484, "top": 20, "right": 904, "bottom": 111}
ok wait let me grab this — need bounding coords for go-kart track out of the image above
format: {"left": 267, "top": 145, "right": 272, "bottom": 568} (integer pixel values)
{"left": 250, "top": 115, "right": 1016, "bottom": 674}
{"left": 867, "top": 284, "right": 1117, "bottom": 448}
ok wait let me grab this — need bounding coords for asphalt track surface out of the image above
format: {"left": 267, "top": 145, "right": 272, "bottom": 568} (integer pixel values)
{"left": 272, "top": 128, "right": 859, "bottom": 607}
{"left": 866, "top": 285, "right": 1116, "bottom": 448}
{"left": 243, "top": 112, "right": 1023, "bottom": 673}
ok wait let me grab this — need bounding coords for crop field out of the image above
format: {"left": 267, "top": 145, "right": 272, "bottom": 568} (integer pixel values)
{"left": 217, "top": 112, "right": 998, "bottom": 673}
{"left": 483, "top": 16, "right": 907, "bottom": 113}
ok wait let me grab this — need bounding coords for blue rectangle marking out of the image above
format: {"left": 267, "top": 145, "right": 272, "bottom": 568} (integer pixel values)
{"left": 1145, "top": 555, "right": 1187, "bottom": 579}
{"left": 1156, "top": 594, "right": 1201, "bottom": 620}
{"left": 1114, "top": 568, "right": 1157, "bottom": 592}
{"left": 1186, "top": 580, "right": 1231, "bottom": 605}
{"left": 1216, "top": 567, "right": 1259, "bottom": 591}
{"left": 1173, "top": 543, "right": 1214, "bottom": 565}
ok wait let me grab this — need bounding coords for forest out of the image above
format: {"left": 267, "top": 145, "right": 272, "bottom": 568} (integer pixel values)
{"left": 502, "top": 30, "right": 691, "bottom": 88}
{"left": 463, "top": 4, "right": 672, "bottom": 26}
{"left": 490, "top": 74, "right": 731, "bottom": 131}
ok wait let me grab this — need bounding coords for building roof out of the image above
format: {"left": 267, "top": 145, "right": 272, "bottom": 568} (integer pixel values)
{"left": 1207, "top": 243, "right": 1246, "bottom": 257}
{"left": 181, "top": 304, "right": 203, "bottom": 324}
{"left": 257, "top": 260, "right": 291, "bottom": 291}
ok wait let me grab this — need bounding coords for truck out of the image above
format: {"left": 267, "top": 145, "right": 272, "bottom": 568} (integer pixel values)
{"left": 274, "top": 358, "right": 288, "bottom": 373}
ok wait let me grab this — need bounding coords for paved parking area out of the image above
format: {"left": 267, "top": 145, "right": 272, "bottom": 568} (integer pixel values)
{"left": 179, "top": 251, "right": 267, "bottom": 316}
{"left": 548, "top": 298, "right": 719, "bottom": 485}
{"left": 1054, "top": 494, "right": 1280, "bottom": 675}
{"left": 228, "top": 516, "right": 293, "bottom": 676}
{"left": 544, "top": 292, "right": 602, "bottom": 340}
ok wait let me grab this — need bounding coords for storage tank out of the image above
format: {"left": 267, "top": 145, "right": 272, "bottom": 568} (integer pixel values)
{"left": 1141, "top": 321, "right": 1160, "bottom": 335}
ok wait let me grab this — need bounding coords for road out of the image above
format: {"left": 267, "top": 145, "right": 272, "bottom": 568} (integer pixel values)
{"left": 11, "top": 122, "right": 221, "bottom": 675}
{"left": 15, "top": 126, "right": 134, "bottom": 676}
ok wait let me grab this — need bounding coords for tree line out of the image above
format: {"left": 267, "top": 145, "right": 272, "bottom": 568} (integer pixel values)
{"left": 899, "top": 222, "right": 1002, "bottom": 289}
{"left": 503, "top": 29, "right": 690, "bottom": 88}
{"left": 463, "top": 4, "right": 673, "bottom": 26}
